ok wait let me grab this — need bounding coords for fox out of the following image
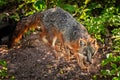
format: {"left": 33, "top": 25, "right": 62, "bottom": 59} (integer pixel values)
{"left": 10, "top": 7, "right": 99, "bottom": 69}
{"left": 39, "top": 7, "right": 99, "bottom": 67}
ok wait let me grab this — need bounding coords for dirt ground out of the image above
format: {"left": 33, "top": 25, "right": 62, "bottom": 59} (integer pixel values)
{"left": 0, "top": 32, "right": 107, "bottom": 80}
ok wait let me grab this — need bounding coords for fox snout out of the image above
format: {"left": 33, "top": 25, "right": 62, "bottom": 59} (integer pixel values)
{"left": 83, "top": 45, "right": 95, "bottom": 64}
{"left": 79, "top": 38, "right": 98, "bottom": 64}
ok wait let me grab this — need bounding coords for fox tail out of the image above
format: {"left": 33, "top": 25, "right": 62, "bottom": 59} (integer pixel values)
{"left": 9, "top": 12, "right": 42, "bottom": 48}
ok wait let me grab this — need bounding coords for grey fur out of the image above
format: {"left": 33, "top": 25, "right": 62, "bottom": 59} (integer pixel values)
{"left": 41, "top": 7, "right": 88, "bottom": 42}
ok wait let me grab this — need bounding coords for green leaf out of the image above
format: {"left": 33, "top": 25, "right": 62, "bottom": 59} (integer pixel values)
{"left": 101, "top": 58, "right": 112, "bottom": 66}
{"left": 110, "top": 69, "right": 117, "bottom": 75}
{"left": 63, "top": 4, "right": 76, "bottom": 13}
{"left": 0, "top": 60, "right": 7, "bottom": 67}
{"left": 112, "top": 77, "right": 119, "bottom": 80}
{"left": 111, "top": 63, "right": 117, "bottom": 69}
{"left": 101, "top": 70, "right": 109, "bottom": 76}
{"left": 34, "top": 0, "right": 46, "bottom": 10}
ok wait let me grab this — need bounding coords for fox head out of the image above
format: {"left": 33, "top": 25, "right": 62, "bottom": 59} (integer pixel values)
{"left": 79, "top": 37, "right": 99, "bottom": 63}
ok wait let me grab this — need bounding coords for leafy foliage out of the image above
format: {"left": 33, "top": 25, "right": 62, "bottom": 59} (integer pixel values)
{"left": 0, "top": 0, "right": 8, "bottom": 7}
{"left": 0, "top": 60, "right": 15, "bottom": 80}
{"left": 77, "top": 1, "right": 120, "bottom": 41}
{"left": 101, "top": 53, "right": 120, "bottom": 80}
{"left": 16, "top": 0, "right": 44, "bottom": 16}
{"left": 112, "top": 28, "right": 120, "bottom": 53}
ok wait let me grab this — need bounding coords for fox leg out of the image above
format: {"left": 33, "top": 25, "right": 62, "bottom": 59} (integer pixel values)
{"left": 39, "top": 29, "right": 51, "bottom": 46}
{"left": 68, "top": 40, "right": 88, "bottom": 70}
{"left": 57, "top": 33, "right": 71, "bottom": 61}
{"left": 42, "top": 36, "right": 49, "bottom": 44}
{"left": 63, "top": 45, "right": 71, "bottom": 61}
{"left": 52, "top": 36, "right": 57, "bottom": 47}
{"left": 51, "top": 31, "right": 70, "bottom": 60}
{"left": 72, "top": 50, "right": 87, "bottom": 70}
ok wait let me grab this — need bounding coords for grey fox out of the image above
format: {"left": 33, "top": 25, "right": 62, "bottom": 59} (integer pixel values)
{"left": 38, "top": 7, "right": 99, "bottom": 69}
{"left": 10, "top": 7, "right": 99, "bottom": 69}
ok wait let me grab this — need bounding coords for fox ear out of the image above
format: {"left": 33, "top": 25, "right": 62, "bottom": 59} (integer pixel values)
{"left": 91, "top": 39, "right": 95, "bottom": 44}
{"left": 91, "top": 38, "right": 97, "bottom": 46}
{"left": 89, "top": 37, "right": 95, "bottom": 44}
{"left": 89, "top": 38, "right": 99, "bottom": 52}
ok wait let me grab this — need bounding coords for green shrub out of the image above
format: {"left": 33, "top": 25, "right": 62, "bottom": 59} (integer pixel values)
{"left": 76, "top": 1, "right": 120, "bottom": 41}
{"left": 112, "top": 28, "right": 120, "bottom": 53}
{"left": 0, "top": 0, "right": 8, "bottom": 7}
{"left": 0, "top": 60, "right": 15, "bottom": 80}
{"left": 101, "top": 53, "right": 120, "bottom": 80}
{"left": 0, "top": 60, "right": 7, "bottom": 78}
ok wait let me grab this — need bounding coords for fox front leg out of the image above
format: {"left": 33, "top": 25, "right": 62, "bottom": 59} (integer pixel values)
{"left": 52, "top": 36, "right": 57, "bottom": 47}
{"left": 72, "top": 50, "right": 88, "bottom": 70}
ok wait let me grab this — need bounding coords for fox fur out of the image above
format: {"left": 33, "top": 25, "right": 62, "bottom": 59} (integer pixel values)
{"left": 10, "top": 7, "right": 99, "bottom": 70}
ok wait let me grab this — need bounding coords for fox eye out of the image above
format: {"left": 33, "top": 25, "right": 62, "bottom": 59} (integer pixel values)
{"left": 80, "top": 40, "right": 86, "bottom": 47}
{"left": 80, "top": 39, "right": 87, "bottom": 46}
